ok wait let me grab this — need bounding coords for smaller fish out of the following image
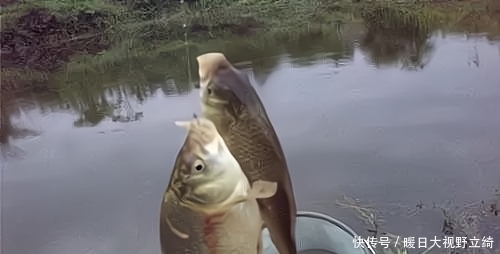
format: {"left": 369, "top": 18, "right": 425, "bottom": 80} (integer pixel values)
{"left": 161, "top": 114, "right": 277, "bottom": 254}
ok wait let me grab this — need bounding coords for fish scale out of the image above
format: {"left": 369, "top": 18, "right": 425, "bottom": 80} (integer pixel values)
{"left": 227, "top": 120, "right": 277, "bottom": 181}
{"left": 228, "top": 135, "right": 276, "bottom": 182}
{"left": 209, "top": 109, "right": 297, "bottom": 254}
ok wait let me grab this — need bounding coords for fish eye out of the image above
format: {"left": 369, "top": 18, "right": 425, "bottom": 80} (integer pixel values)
{"left": 191, "top": 159, "right": 205, "bottom": 173}
{"left": 207, "top": 88, "right": 212, "bottom": 95}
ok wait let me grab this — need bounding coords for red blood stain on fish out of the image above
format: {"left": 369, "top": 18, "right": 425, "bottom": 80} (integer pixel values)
{"left": 203, "top": 213, "right": 227, "bottom": 254}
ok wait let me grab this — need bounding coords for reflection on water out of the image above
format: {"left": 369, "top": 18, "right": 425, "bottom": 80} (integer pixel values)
{"left": 2, "top": 7, "right": 500, "bottom": 254}
{"left": 0, "top": 94, "right": 41, "bottom": 161}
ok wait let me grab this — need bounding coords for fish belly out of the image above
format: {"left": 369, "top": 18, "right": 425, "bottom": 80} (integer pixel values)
{"left": 160, "top": 198, "right": 263, "bottom": 254}
{"left": 212, "top": 199, "right": 263, "bottom": 254}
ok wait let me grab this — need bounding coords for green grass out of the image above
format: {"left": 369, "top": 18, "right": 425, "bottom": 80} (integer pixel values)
{"left": 0, "top": 0, "right": 128, "bottom": 27}
{"left": 2, "top": 0, "right": 497, "bottom": 90}
{"left": 37, "top": 0, "right": 493, "bottom": 74}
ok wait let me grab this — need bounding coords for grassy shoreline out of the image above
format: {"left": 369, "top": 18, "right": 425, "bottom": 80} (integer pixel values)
{"left": 1, "top": 0, "right": 499, "bottom": 93}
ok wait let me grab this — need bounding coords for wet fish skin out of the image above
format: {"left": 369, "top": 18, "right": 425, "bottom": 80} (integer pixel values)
{"left": 197, "top": 53, "right": 298, "bottom": 254}
{"left": 159, "top": 115, "right": 277, "bottom": 254}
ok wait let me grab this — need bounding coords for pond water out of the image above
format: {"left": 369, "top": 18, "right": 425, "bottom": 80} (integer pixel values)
{"left": 2, "top": 20, "right": 500, "bottom": 254}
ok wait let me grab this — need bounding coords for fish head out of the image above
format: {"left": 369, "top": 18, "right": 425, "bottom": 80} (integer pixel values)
{"left": 196, "top": 52, "right": 259, "bottom": 117}
{"left": 171, "top": 115, "right": 244, "bottom": 213}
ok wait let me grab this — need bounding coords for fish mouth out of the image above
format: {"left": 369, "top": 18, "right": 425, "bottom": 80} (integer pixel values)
{"left": 206, "top": 97, "right": 229, "bottom": 105}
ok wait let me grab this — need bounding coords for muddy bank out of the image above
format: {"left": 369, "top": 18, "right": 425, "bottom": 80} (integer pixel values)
{"left": 0, "top": 9, "right": 110, "bottom": 92}
{"left": 0, "top": 0, "right": 17, "bottom": 7}
{"left": 0, "top": 9, "right": 109, "bottom": 71}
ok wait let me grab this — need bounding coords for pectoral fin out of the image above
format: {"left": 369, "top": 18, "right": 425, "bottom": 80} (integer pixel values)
{"left": 248, "top": 180, "right": 278, "bottom": 199}
{"left": 165, "top": 216, "right": 190, "bottom": 239}
{"left": 163, "top": 194, "right": 190, "bottom": 239}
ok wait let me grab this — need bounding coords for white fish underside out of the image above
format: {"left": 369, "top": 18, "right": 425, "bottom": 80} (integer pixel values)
{"left": 208, "top": 198, "right": 263, "bottom": 254}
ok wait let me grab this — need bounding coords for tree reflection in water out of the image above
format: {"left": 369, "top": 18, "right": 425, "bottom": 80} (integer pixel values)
{"left": 0, "top": 93, "right": 41, "bottom": 161}
{"left": 358, "top": 6, "right": 437, "bottom": 70}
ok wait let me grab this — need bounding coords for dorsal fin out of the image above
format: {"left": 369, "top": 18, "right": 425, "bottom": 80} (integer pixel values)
{"left": 196, "top": 52, "right": 231, "bottom": 88}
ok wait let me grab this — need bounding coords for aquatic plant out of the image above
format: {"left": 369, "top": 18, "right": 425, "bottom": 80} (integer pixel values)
{"left": 337, "top": 193, "right": 500, "bottom": 254}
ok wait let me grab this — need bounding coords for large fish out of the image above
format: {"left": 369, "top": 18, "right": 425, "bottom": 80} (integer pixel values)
{"left": 196, "top": 53, "right": 298, "bottom": 254}
{"left": 159, "top": 115, "right": 278, "bottom": 254}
